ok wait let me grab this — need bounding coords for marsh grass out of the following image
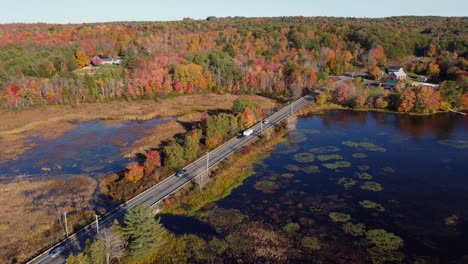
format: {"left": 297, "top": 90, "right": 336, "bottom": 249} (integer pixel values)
{"left": 285, "top": 164, "right": 302, "bottom": 171}
{"left": 359, "top": 200, "right": 385, "bottom": 212}
{"left": 281, "top": 173, "right": 294, "bottom": 178}
{"left": 329, "top": 212, "right": 352, "bottom": 222}
{"left": 317, "top": 154, "right": 343, "bottom": 161}
{"left": 293, "top": 153, "right": 315, "bottom": 163}
{"left": 309, "top": 146, "right": 340, "bottom": 154}
{"left": 303, "top": 166, "right": 320, "bottom": 174}
{"left": 302, "top": 236, "right": 321, "bottom": 250}
{"left": 380, "top": 167, "right": 395, "bottom": 174}
{"left": 337, "top": 177, "right": 357, "bottom": 189}
{"left": 342, "top": 222, "right": 366, "bottom": 236}
{"left": 360, "top": 181, "right": 383, "bottom": 192}
{"left": 358, "top": 165, "right": 370, "bottom": 171}
{"left": 352, "top": 153, "right": 368, "bottom": 159}
{"left": 342, "top": 141, "right": 386, "bottom": 152}
{"left": 0, "top": 177, "right": 96, "bottom": 263}
{"left": 254, "top": 180, "right": 278, "bottom": 194}
{"left": 356, "top": 172, "right": 373, "bottom": 180}
{"left": 323, "top": 161, "right": 351, "bottom": 170}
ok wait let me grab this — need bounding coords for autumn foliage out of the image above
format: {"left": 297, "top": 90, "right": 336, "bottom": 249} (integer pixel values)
{"left": 398, "top": 89, "right": 417, "bottom": 112}
{"left": 125, "top": 162, "right": 144, "bottom": 183}
{"left": 0, "top": 17, "right": 465, "bottom": 110}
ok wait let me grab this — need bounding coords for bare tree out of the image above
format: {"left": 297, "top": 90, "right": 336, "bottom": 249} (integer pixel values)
{"left": 99, "top": 228, "right": 125, "bottom": 264}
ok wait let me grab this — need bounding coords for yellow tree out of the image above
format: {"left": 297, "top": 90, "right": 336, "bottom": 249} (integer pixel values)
{"left": 427, "top": 44, "right": 437, "bottom": 57}
{"left": 75, "top": 50, "right": 89, "bottom": 68}
{"left": 242, "top": 107, "right": 255, "bottom": 128}
{"left": 427, "top": 62, "right": 440, "bottom": 78}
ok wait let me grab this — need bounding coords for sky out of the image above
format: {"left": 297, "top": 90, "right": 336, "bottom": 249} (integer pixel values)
{"left": 0, "top": 0, "right": 466, "bottom": 24}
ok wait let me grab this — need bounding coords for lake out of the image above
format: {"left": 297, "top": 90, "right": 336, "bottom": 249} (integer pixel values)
{"left": 172, "top": 110, "right": 468, "bottom": 263}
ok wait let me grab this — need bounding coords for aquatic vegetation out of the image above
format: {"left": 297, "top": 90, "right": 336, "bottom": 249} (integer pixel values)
{"left": 303, "top": 129, "right": 321, "bottom": 135}
{"left": 317, "top": 154, "right": 343, "bottom": 161}
{"left": 303, "top": 166, "right": 320, "bottom": 174}
{"left": 329, "top": 212, "right": 352, "bottom": 222}
{"left": 254, "top": 180, "right": 277, "bottom": 194}
{"left": 358, "top": 165, "right": 370, "bottom": 171}
{"left": 280, "top": 173, "right": 294, "bottom": 178}
{"left": 302, "top": 236, "right": 321, "bottom": 250}
{"left": 309, "top": 146, "right": 340, "bottom": 154}
{"left": 445, "top": 215, "right": 459, "bottom": 226}
{"left": 284, "top": 164, "right": 302, "bottom": 171}
{"left": 359, "top": 200, "right": 385, "bottom": 212}
{"left": 342, "top": 222, "right": 366, "bottom": 236}
{"left": 366, "top": 229, "right": 404, "bottom": 251}
{"left": 367, "top": 247, "right": 404, "bottom": 264}
{"left": 337, "top": 177, "right": 357, "bottom": 189}
{"left": 283, "top": 223, "right": 300, "bottom": 233}
{"left": 201, "top": 207, "right": 246, "bottom": 232}
{"left": 352, "top": 153, "right": 368, "bottom": 159}
{"left": 322, "top": 161, "right": 351, "bottom": 170}
{"left": 380, "top": 167, "right": 395, "bottom": 174}
{"left": 293, "top": 153, "right": 315, "bottom": 163}
{"left": 342, "top": 141, "right": 386, "bottom": 152}
{"left": 288, "top": 133, "right": 308, "bottom": 144}
{"left": 438, "top": 139, "right": 468, "bottom": 149}
{"left": 360, "top": 181, "right": 383, "bottom": 192}
{"left": 356, "top": 172, "right": 373, "bottom": 180}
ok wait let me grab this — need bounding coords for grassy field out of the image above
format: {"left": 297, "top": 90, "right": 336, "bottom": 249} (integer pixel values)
{"left": 0, "top": 177, "right": 96, "bottom": 263}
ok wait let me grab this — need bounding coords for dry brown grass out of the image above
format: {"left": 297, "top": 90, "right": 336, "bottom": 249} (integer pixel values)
{"left": 0, "top": 94, "right": 274, "bottom": 159}
{"left": 0, "top": 177, "right": 96, "bottom": 263}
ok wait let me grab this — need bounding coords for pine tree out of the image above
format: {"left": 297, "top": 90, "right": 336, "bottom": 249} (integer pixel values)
{"left": 121, "top": 205, "right": 166, "bottom": 260}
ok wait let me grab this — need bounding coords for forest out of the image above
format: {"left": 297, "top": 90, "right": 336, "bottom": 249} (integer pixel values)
{"left": 0, "top": 16, "right": 467, "bottom": 111}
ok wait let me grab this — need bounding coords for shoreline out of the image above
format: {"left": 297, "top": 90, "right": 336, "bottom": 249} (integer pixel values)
{"left": 297, "top": 103, "right": 468, "bottom": 117}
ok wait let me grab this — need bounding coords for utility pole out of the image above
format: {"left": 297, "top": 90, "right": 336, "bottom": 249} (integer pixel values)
{"left": 260, "top": 119, "right": 263, "bottom": 131}
{"left": 64, "top": 212, "right": 69, "bottom": 237}
{"left": 291, "top": 100, "right": 294, "bottom": 115}
{"left": 95, "top": 214, "right": 99, "bottom": 236}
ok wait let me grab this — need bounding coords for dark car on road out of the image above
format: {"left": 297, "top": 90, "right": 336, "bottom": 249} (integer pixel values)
{"left": 49, "top": 245, "right": 65, "bottom": 258}
{"left": 175, "top": 169, "right": 188, "bottom": 177}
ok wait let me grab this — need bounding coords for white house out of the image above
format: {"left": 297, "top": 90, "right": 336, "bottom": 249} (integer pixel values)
{"left": 388, "top": 66, "right": 407, "bottom": 81}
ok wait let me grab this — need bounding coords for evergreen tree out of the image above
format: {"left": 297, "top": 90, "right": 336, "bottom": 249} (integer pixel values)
{"left": 120, "top": 205, "right": 166, "bottom": 260}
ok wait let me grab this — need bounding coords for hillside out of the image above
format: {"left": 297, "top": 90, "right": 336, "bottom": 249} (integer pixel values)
{"left": 0, "top": 16, "right": 466, "bottom": 110}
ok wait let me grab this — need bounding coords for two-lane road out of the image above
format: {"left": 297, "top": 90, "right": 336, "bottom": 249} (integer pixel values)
{"left": 28, "top": 93, "right": 316, "bottom": 264}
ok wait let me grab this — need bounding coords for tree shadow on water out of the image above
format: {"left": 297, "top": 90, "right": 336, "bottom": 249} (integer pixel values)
{"left": 159, "top": 214, "right": 217, "bottom": 239}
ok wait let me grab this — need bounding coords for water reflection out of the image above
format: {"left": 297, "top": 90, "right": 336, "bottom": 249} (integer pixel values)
{"left": 1, "top": 118, "right": 169, "bottom": 181}
{"left": 205, "top": 110, "right": 468, "bottom": 263}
